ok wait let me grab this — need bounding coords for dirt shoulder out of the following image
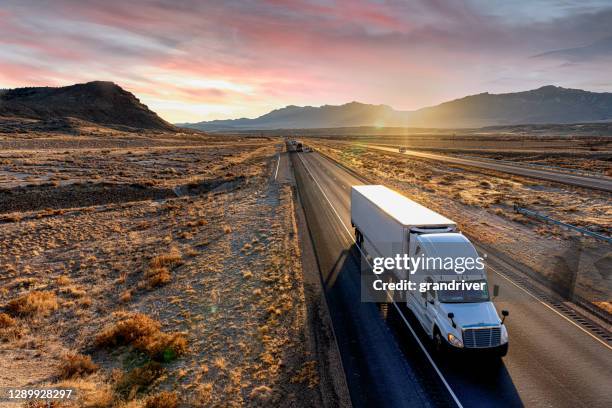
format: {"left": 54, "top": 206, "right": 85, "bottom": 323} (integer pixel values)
{"left": 288, "top": 161, "right": 352, "bottom": 408}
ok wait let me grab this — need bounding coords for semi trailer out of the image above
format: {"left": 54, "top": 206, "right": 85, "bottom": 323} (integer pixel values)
{"left": 351, "top": 185, "right": 509, "bottom": 356}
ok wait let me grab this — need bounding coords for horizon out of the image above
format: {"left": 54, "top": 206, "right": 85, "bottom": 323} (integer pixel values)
{"left": 181, "top": 84, "right": 608, "bottom": 124}
{"left": 1, "top": 1, "right": 612, "bottom": 123}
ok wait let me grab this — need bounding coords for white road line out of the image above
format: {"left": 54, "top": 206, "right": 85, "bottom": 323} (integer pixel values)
{"left": 489, "top": 265, "right": 612, "bottom": 350}
{"left": 297, "top": 153, "right": 464, "bottom": 408}
{"left": 274, "top": 153, "right": 281, "bottom": 180}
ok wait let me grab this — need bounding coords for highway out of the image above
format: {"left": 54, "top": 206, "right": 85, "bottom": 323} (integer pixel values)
{"left": 351, "top": 143, "right": 612, "bottom": 193}
{"left": 291, "top": 150, "right": 612, "bottom": 408}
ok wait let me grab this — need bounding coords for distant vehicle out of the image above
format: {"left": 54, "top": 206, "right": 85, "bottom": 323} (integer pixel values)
{"left": 351, "top": 185, "right": 509, "bottom": 357}
{"left": 296, "top": 142, "right": 303, "bottom": 152}
{"left": 303, "top": 146, "right": 312, "bottom": 152}
{"left": 398, "top": 147, "right": 407, "bottom": 153}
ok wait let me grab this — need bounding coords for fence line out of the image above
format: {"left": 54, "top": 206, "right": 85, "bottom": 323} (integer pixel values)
{"left": 457, "top": 154, "right": 609, "bottom": 180}
{"left": 513, "top": 204, "right": 612, "bottom": 243}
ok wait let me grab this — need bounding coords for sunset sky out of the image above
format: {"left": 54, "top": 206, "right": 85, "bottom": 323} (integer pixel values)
{"left": 1, "top": 0, "right": 611, "bottom": 123}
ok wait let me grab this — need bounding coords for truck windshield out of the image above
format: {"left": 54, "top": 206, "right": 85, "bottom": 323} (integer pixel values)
{"left": 438, "top": 279, "right": 490, "bottom": 303}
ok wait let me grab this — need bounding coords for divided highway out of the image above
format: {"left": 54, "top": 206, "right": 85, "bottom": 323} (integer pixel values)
{"left": 357, "top": 143, "right": 612, "bottom": 193}
{"left": 291, "top": 150, "right": 612, "bottom": 408}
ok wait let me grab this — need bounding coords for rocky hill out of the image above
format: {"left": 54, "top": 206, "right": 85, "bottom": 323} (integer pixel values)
{"left": 0, "top": 81, "right": 175, "bottom": 131}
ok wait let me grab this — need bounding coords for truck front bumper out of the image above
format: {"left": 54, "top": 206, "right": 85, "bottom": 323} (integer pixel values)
{"left": 447, "top": 342, "right": 508, "bottom": 358}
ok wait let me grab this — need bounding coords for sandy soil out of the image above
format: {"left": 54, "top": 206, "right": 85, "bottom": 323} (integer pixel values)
{"left": 0, "top": 130, "right": 341, "bottom": 407}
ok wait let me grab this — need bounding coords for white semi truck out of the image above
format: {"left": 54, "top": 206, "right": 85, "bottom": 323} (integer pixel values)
{"left": 351, "top": 185, "right": 509, "bottom": 357}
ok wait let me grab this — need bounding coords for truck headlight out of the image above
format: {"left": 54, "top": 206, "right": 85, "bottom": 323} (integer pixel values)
{"left": 500, "top": 325, "right": 508, "bottom": 344}
{"left": 447, "top": 333, "right": 464, "bottom": 348}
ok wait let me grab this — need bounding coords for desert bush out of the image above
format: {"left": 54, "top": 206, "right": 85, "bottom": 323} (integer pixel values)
{"left": 119, "top": 290, "right": 132, "bottom": 303}
{"left": 58, "top": 353, "right": 99, "bottom": 379}
{"left": 144, "top": 391, "right": 179, "bottom": 408}
{"left": 0, "top": 312, "right": 22, "bottom": 342}
{"left": 95, "top": 313, "right": 187, "bottom": 361}
{"left": 114, "top": 362, "right": 164, "bottom": 399}
{"left": 144, "top": 267, "right": 171, "bottom": 288}
{"left": 6, "top": 291, "right": 58, "bottom": 316}
{"left": 61, "top": 285, "right": 86, "bottom": 298}
{"left": 0, "top": 313, "right": 15, "bottom": 328}
{"left": 149, "top": 248, "right": 182, "bottom": 269}
{"left": 56, "top": 275, "right": 71, "bottom": 286}
{"left": 144, "top": 247, "right": 182, "bottom": 288}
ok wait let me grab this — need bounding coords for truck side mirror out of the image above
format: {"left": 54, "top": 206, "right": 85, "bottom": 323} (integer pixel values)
{"left": 493, "top": 284, "right": 500, "bottom": 298}
{"left": 501, "top": 310, "right": 509, "bottom": 324}
{"left": 447, "top": 312, "right": 456, "bottom": 328}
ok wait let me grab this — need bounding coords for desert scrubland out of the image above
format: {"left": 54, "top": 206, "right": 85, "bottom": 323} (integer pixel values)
{"left": 285, "top": 125, "right": 611, "bottom": 175}
{"left": 0, "top": 127, "right": 333, "bottom": 407}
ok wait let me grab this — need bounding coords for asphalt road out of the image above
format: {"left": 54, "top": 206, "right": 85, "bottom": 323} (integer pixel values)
{"left": 358, "top": 143, "right": 612, "bottom": 193}
{"left": 291, "top": 150, "right": 612, "bottom": 408}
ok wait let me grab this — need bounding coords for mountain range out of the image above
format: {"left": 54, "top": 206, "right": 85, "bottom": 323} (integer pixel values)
{"left": 179, "top": 86, "right": 612, "bottom": 130}
{"left": 0, "top": 81, "right": 175, "bottom": 131}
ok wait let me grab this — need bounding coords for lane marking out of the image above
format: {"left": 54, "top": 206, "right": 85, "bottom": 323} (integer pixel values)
{"left": 274, "top": 153, "right": 281, "bottom": 180}
{"left": 489, "top": 265, "right": 612, "bottom": 350}
{"left": 297, "top": 153, "right": 464, "bottom": 408}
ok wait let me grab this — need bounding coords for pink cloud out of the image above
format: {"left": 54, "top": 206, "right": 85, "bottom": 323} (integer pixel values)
{"left": 0, "top": 0, "right": 611, "bottom": 122}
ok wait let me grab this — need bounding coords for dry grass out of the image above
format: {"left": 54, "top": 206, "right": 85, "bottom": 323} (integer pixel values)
{"left": 291, "top": 360, "right": 319, "bottom": 389}
{"left": 119, "top": 290, "right": 132, "bottom": 303}
{"left": 144, "top": 391, "right": 179, "bottom": 408}
{"left": 114, "top": 362, "right": 165, "bottom": 400}
{"left": 149, "top": 247, "right": 182, "bottom": 269}
{"left": 56, "top": 275, "right": 71, "bottom": 286}
{"left": 6, "top": 290, "right": 58, "bottom": 317}
{"left": 58, "top": 353, "right": 99, "bottom": 379}
{"left": 0, "top": 133, "right": 326, "bottom": 405}
{"left": 60, "top": 285, "right": 87, "bottom": 298}
{"left": 249, "top": 385, "right": 273, "bottom": 402}
{"left": 0, "top": 312, "right": 16, "bottom": 328}
{"left": 95, "top": 313, "right": 187, "bottom": 362}
{"left": 58, "top": 378, "right": 114, "bottom": 408}
{"left": 144, "top": 267, "right": 171, "bottom": 288}
{"left": 144, "top": 247, "right": 182, "bottom": 288}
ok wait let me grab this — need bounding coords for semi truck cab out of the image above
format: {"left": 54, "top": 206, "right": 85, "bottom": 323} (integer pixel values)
{"left": 407, "top": 232, "right": 509, "bottom": 357}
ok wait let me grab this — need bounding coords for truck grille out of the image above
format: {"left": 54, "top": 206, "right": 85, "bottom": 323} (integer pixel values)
{"left": 463, "top": 327, "right": 501, "bottom": 348}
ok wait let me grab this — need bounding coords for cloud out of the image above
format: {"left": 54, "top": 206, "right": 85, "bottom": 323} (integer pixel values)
{"left": 0, "top": 0, "right": 611, "bottom": 122}
{"left": 532, "top": 35, "right": 612, "bottom": 61}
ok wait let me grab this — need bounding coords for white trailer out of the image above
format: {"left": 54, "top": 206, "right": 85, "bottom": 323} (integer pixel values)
{"left": 351, "top": 185, "right": 509, "bottom": 357}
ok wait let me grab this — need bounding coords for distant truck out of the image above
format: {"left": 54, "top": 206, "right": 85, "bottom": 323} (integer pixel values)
{"left": 351, "top": 185, "right": 509, "bottom": 357}
{"left": 295, "top": 142, "right": 303, "bottom": 152}
{"left": 398, "top": 146, "right": 407, "bottom": 153}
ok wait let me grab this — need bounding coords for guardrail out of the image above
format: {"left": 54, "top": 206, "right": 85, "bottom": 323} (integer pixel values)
{"left": 513, "top": 204, "right": 612, "bottom": 243}
{"left": 457, "top": 154, "right": 610, "bottom": 180}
